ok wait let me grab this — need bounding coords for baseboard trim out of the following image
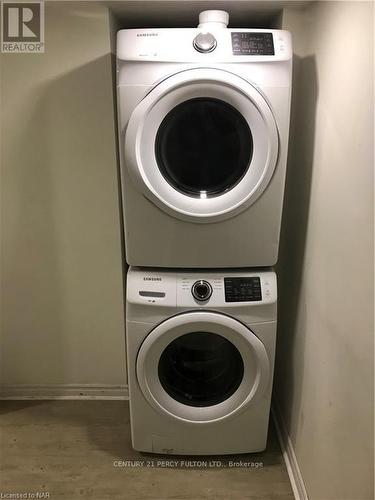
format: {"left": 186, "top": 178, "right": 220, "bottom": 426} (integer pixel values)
{"left": 0, "top": 384, "right": 129, "bottom": 400}
{"left": 272, "top": 400, "right": 309, "bottom": 500}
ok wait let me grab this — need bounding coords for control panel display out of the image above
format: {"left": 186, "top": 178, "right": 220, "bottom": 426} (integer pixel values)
{"left": 224, "top": 277, "right": 262, "bottom": 302}
{"left": 231, "top": 32, "right": 274, "bottom": 55}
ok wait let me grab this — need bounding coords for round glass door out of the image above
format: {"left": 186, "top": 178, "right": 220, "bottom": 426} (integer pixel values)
{"left": 124, "top": 68, "right": 278, "bottom": 223}
{"left": 155, "top": 98, "right": 253, "bottom": 198}
{"left": 158, "top": 332, "right": 244, "bottom": 407}
{"left": 136, "top": 311, "right": 270, "bottom": 423}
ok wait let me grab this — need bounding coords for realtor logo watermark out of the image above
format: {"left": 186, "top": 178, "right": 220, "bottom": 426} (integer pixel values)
{"left": 1, "top": 1, "right": 44, "bottom": 52}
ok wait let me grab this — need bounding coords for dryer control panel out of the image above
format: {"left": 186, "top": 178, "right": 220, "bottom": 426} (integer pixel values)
{"left": 127, "top": 268, "right": 277, "bottom": 308}
{"left": 117, "top": 10, "right": 291, "bottom": 63}
{"left": 231, "top": 32, "right": 274, "bottom": 55}
{"left": 117, "top": 28, "right": 291, "bottom": 63}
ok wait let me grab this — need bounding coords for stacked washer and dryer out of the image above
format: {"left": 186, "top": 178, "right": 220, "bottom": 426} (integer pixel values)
{"left": 116, "top": 10, "right": 292, "bottom": 455}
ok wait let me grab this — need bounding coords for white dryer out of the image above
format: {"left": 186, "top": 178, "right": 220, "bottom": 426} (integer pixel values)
{"left": 117, "top": 11, "right": 292, "bottom": 267}
{"left": 126, "top": 267, "right": 277, "bottom": 455}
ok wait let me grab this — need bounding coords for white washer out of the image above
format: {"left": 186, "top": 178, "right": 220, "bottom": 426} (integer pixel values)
{"left": 117, "top": 11, "right": 292, "bottom": 268}
{"left": 126, "top": 267, "right": 277, "bottom": 454}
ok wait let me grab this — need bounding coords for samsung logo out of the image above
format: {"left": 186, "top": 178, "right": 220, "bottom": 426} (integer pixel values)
{"left": 143, "top": 277, "right": 162, "bottom": 281}
{"left": 137, "top": 33, "right": 158, "bottom": 37}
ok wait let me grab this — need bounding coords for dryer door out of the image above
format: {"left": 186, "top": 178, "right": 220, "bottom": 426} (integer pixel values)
{"left": 124, "top": 68, "right": 278, "bottom": 223}
{"left": 136, "top": 311, "right": 270, "bottom": 423}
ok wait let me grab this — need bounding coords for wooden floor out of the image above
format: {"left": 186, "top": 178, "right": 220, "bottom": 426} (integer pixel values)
{"left": 0, "top": 400, "right": 294, "bottom": 500}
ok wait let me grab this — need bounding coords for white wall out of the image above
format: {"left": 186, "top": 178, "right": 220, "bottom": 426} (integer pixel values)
{"left": 276, "top": 2, "right": 374, "bottom": 499}
{"left": 0, "top": 2, "right": 126, "bottom": 389}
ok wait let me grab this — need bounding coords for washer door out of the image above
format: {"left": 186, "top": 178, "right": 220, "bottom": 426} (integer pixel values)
{"left": 136, "top": 312, "right": 270, "bottom": 423}
{"left": 124, "top": 68, "right": 279, "bottom": 223}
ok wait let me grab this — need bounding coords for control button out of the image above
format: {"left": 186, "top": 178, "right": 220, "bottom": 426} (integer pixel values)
{"left": 193, "top": 32, "right": 217, "bottom": 53}
{"left": 192, "top": 280, "right": 213, "bottom": 301}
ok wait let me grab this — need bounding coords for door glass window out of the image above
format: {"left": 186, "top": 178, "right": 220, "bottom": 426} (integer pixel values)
{"left": 158, "top": 332, "right": 244, "bottom": 407}
{"left": 155, "top": 98, "right": 253, "bottom": 198}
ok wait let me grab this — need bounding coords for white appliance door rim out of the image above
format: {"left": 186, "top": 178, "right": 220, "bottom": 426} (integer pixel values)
{"left": 124, "top": 68, "right": 279, "bottom": 223}
{"left": 136, "top": 311, "right": 270, "bottom": 424}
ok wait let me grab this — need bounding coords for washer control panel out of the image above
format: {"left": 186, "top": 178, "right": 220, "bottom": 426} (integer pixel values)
{"left": 127, "top": 268, "right": 277, "bottom": 307}
{"left": 224, "top": 277, "right": 262, "bottom": 302}
{"left": 178, "top": 272, "right": 276, "bottom": 306}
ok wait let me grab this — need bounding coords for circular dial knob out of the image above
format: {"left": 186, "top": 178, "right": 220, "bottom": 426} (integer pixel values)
{"left": 191, "top": 280, "right": 213, "bottom": 302}
{"left": 193, "top": 32, "right": 217, "bottom": 53}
